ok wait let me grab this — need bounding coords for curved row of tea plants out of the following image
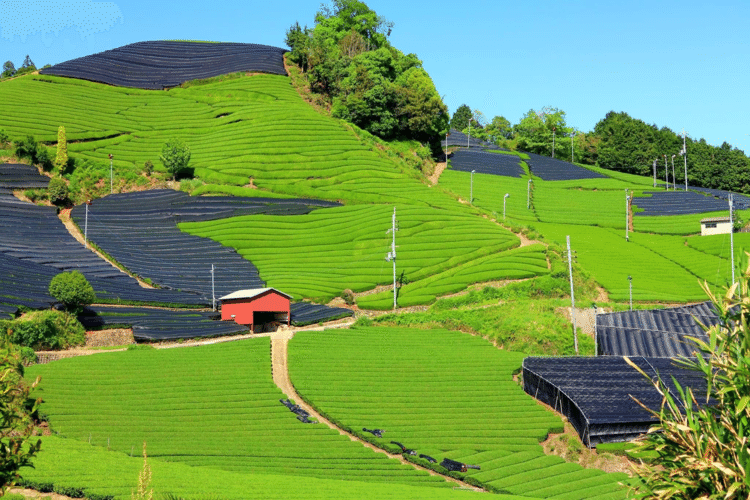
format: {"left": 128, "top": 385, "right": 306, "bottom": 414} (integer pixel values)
{"left": 22, "top": 435, "right": 495, "bottom": 500}
{"left": 26, "top": 339, "right": 447, "bottom": 488}
{"left": 180, "top": 204, "right": 549, "bottom": 307}
{"left": 289, "top": 327, "right": 629, "bottom": 498}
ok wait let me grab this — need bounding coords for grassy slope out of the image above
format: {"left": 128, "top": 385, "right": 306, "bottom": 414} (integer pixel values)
{"left": 289, "top": 327, "right": 628, "bottom": 499}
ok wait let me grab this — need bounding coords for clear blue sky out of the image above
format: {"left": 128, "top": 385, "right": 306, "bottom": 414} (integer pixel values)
{"left": 1, "top": 0, "right": 748, "bottom": 154}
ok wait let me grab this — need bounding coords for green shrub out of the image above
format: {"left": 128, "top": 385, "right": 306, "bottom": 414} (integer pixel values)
{"left": 143, "top": 160, "right": 154, "bottom": 176}
{"left": 19, "top": 346, "right": 37, "bottom": 366}
{"left": 48, "top": 271, "right": 95, "bottom": 312}
{"left": 0, "top": 129, "right": 9, "bottom": 147}
{"left": 3, "top": 310, "right": 85, "bottom": 350}
{"left": 47, "top": 177, "right": 69, "bottom": 205}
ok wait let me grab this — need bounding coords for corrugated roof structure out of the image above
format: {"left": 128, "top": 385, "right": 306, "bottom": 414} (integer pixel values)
{"left": 523, "top": 356, "right": 707, "bottom": 447}
{"left": 596, "top": 302, "right": 720, "bottom": 357}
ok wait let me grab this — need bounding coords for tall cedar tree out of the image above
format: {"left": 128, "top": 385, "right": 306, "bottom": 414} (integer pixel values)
{"left": 55, "top": 125, "right": 67, "bottom": 171}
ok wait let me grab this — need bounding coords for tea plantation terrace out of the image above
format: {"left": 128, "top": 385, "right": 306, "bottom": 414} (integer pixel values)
{"left": 523, "top": 356, "right": 708, "bottom": 447}
{"left": 524, "top": 153, "right": 606, "bottom": 181}
{"left": 0, "top": 163, "right": 49, "bottom": 191}
{"left": 596, "top": 301, "right": 720, "bottom": 357}
{"left": 0, "top": 192, "right": 205, "bottom": 313}
{"left": 449, "top": 149, "right": 525, "bottom": 178}
{"left": 40, "top": 41, "right": 288, "bottom": 89}
{"left": 70, "top": 190, "right": 339, "bottom": 300}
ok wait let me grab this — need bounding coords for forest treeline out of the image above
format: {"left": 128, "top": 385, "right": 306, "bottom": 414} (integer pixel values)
{"left": 452, "top": 105, "right": 750, "bottom": 194}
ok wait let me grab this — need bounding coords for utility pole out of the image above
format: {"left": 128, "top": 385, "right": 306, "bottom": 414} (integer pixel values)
{"left": 566, "top": 235, "right": 578, "bottom": 355}
{"left": 671, "top": 154, "right": 676, "bottom": 190}
{"left": 681, "top": 129, "right": 688, "bottom": 191}
{"left": 211, "top": 264, "right": 216, "bottom": 311}
{"left": 385, "top": 207, "right": 398, "bottom": 310}
{"left": 628, "top": 275, "right": 633, "bottom": 311}
{"left": 730, "top": 194, "right": 735, "bottom": 288}
{"left": 652, "top": 159, "right": 657, "bottom": 187}
{"left": 527, "top": 179, "right": 532, "bottom": 209}
{"left": 625, "top": 189, "right": 629, "bottom": 242}
{"left": 109, "top": 153, "right": 114, "bottom": 194}
{"left": 503, "top": 193, "right": 510, "bottom": 221}
{"left": 470, "top": 170, "right": 475, "bottom": 204}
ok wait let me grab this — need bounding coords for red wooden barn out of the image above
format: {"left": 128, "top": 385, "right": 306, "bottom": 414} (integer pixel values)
{"left": 218, "top": 288, "right": 291, "bottom": 332}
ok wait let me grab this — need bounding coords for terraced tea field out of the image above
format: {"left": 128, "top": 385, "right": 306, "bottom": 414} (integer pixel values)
{"left": 26, "top": 339, "right": 447, "bottom": 488}
{"left": 22, "top": 436, "right": 492, "bottom": 500}
{"left": 289, "top": 327, "right": 629, "bottom": 498}
{"left": 180, "top": 204, "right": 549, "bottom": 307}
{"left": 0, "top": 74, "right": 458, "bottom": 208}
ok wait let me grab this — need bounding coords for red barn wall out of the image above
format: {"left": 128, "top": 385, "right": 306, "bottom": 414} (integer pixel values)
{"left": 220, "top": 291, "right": 290, "bottom": 326}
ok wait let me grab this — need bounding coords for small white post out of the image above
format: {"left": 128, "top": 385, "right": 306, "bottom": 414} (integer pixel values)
{"left": 625, "top": 189, "right": 629, "bottom": 242}
{"left": 652, "top": 159, "right": 657, "bottom": 187}
{"left": 567, "top": 235, "right": 578, "bottom": 355}
{"left": 628, "top": 275, "right": 633, "bottom": 311}
{"left": 664, "top": 154, "right": 669, "bottom": 189}
{"left": 503, "top": 193, "right": 510, "bottom": 221}
{"left": 211, "top": 264, "right": 216, "bottom": 311}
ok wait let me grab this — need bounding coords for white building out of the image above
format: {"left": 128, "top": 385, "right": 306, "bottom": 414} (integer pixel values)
{"left": 700, "top": 216, "right": 732, "bottom": 236}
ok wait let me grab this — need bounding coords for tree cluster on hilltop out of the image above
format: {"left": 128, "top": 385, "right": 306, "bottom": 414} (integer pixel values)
{"left": 455, "top": 104, "right": 750, "bottom": 194}
{"left": 285, "top": 0, "right": 448, "bottom": 146}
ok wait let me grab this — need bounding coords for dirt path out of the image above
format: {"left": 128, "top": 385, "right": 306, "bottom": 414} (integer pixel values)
{"left": 58, "top": 209, "right": 155, "bottom": 289}
{"left": 269, "top": 329, "right": 482, "bottom": 492}
{"left": 428, "top": 161, "right": 447, "bottom": 186}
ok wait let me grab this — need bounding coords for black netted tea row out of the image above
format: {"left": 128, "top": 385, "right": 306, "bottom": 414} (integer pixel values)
{"left": 633, "top": 190, "right": 743, "bottom": 216}
{"left": 40, "top": 41, "right": 287, "bottom": 89}
{"left": 449, "top": 149, "right": 525, "bottom": 178}
{"left": 0, "top": 192, "right": 205, "bottom": 312}
{"left": 70, "top": 190, "right": 339, "bottom": 302}
{"left": 523, "top": 356, "right": 706, "bottom": 447}
{"left": 596, "top": 302, "right": 719, "bottom": 357}
{"left": 524, "top": 153, "right": 606, "bottom": 181}
{"left": 0, "top": 163, "right": 50, "bottom": 189}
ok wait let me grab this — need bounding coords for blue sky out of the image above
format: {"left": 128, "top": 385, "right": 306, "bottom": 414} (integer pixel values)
{"left": 1, "top": 0, "right": 748, "bottom": 154}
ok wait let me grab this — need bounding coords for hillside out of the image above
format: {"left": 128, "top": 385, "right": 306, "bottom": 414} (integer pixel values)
{"left": 0, "top": 33, "right": 744, "bottom": 500}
